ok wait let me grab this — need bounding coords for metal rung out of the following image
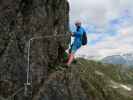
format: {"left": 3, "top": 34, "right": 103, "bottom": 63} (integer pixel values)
{"left": 24, "top": 83, "right": 32, "bottom": 97}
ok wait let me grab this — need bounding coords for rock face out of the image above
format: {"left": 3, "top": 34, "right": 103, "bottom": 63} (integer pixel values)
{"left": 0, "top": 0, "right": 70, "bottom": 99}
{"left": 33, "top": 66, "right": 88, "bottom": 100}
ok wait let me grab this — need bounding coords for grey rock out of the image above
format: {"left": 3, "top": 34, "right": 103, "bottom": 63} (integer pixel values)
{"left": 33, "top": 66, "right": 88, "bottom": 100}
{"left": 0, "top": 0, "right": 70, "bottom": 99}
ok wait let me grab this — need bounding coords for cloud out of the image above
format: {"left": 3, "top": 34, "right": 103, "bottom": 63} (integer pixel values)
{"left": 69, "top": 0, "right": 133, "bottom": 58}
{"left": 69, "top": 0, "right": 110, "bottom": 27}
{"left": 69, "top": 0, "right": 133, "bottom": 27}
{"left": 76, "top": 26, "right": 133, "bottom": 58}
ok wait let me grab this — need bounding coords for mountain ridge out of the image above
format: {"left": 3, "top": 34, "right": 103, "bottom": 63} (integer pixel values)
{"left": 102, "top": 53, "right": 133, "bottom": 66}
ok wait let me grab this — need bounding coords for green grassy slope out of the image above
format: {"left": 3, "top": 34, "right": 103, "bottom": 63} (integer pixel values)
{"left": 74, "top": 58, "right": 133, "bottom": 100}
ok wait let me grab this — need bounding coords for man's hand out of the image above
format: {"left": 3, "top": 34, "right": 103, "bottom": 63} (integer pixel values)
{"left": 70, "top": 32, "right": 74, "bottom": 36}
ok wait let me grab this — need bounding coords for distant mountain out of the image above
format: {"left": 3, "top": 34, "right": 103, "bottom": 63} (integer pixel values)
{"left": 102, "top": 55, "right": 127, "bottom": 65}
{"left": 102, "top": 53, "right": 133, "bottom": 66}
{"left": 123, "top": 53, "right": 133, "bottom": 65}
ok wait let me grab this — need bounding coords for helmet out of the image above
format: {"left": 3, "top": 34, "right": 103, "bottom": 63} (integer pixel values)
{"left": 75, "top": 20, "right": 82, "bottom": 26}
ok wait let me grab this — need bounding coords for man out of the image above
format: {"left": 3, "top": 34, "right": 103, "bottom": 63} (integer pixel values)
{"left": 67, "top": 20, "right": 86, "bottom": 66}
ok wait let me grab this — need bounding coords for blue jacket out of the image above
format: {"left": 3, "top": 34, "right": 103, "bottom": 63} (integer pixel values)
{"left": 72, "top": 26, "right": 86, "bottom": 48}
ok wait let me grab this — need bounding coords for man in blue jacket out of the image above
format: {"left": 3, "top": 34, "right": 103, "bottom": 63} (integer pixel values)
{"left": 67, "top": 20, "right": 86, "bottom": 66}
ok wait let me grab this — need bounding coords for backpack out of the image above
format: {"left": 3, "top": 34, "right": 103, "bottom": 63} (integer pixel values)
{"left": 82, "top": 32, "right": 87, "bottom": 45}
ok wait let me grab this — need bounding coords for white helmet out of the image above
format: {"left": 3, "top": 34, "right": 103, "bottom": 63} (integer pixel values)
{"left": 75, "top": 20, "right": 82, "bottom": 26}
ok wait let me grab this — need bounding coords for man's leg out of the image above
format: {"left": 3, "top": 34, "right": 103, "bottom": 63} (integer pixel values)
{"left": 66, "top": 44, "right": 79, "bottom": 66}
{"left": 67, "top": 53, "right": 74, "bottom": 66}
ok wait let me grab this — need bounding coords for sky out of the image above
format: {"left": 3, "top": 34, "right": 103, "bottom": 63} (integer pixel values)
{"left": 68, "top": 0, "right": 133, "bottom": 59}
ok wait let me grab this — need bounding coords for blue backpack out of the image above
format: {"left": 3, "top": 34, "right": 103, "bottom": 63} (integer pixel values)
{"left": 82, "top": 32, "right": 87, "bottom": 45}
